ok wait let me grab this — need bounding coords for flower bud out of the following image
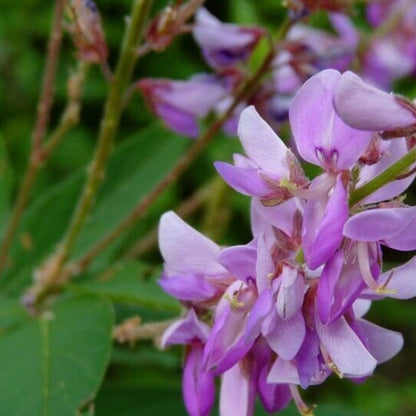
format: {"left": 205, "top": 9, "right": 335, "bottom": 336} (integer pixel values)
{"left": 68, "top": 0, "right": 108, "bottom": 63}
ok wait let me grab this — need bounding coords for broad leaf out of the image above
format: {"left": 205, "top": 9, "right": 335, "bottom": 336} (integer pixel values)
{"left": 0, "top": 294, "right": 114, "bottom": 415}
{"left": 0, "top": 135, "right": 13, "bottom": 234}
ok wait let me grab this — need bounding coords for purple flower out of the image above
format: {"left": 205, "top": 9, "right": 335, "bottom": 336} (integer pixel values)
{"left": 215, "top": 106, "right": 308, "bottom": 204}
{"left": 344, "top": 205, "right": 416, "bottom": 251}
{"left": 334, "top": 71, "right": 416, "bottom": 133}
{"left": 193, "top": 8, "right": 264, "bottom": 69}
{"left": 162, "top": 309, "right": 215, "bottom": 416}
{"left": 363, "top": 0, "right": 416, "bottom": 89}
{"left": 273, "top": 13, "right": 358, "bottom": 95}
{"left": 301, "top": 173, "right": 348, "bottom": 269}
{"left": 317, "top": 242, "right": 380, "bottom": 324}
{"left": 137, "top": 74, "right": 228, "bottom": 138}
{"left": 268, "top": 291, "right": 403, "bottom": 386}
{"left": 360, "top": 256, "right": 416, "bottom": 300}
{"left": 220, "top": 340, "right": 291, "bottom": 415}
{"left": 289, "top": 69, "right": 372, "bottom": 172}
{"left": 158, "top": 211, "right": 230, "bottom": 303}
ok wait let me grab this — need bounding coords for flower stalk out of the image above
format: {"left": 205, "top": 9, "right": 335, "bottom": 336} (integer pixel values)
{"left": 349, "top": 147, "right": 416, "bottom": 207}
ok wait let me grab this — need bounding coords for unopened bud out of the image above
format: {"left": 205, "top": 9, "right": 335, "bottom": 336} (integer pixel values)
{"left": 67, "top": 0, "right": 108, "bottom": 63}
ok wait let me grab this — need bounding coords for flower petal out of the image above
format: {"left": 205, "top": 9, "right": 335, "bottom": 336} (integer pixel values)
{"left": 266, "top": 310, "right": 306, "bottom": 361}
{"left": 316, "top": 316, "right": 377, "bottom": 378}
{"left": 358, "top": 138, "right": 415, "bottom": 203}
{"left": 156, "top": 103, "right": 199, "bottom": 138}
{"left": 238, "top": 106, "right": 289, "bottom": 178}
{"left": 334, "top": 71, "right": 415, "bottom": 131}
{"left": 363, "top": 256, "right": 416, "bottom": 299}
{"left": 245, "top": 289, "right": 274, "bottom": 343}
{"left": 317, "top": 250, "right": 344, "bottom": 324}
{"left": 303, "top": 174, "right": 348, "bottom": 269}
{"left": 220, "top": 362, "right": 256, "bottom": 416}
{"left": 162, "top": 309, "right": 211, "bottom": 347}
{"left": 214, "top": 161, "right": 271, "bottom": 196}
{"left": 343, "top": 207, "right": 416, "bottom": 245}
{"left": 158, "top": 273, "right": 218, "bottom": 302}
{"left": 290, "top": 69, "right": 371, "bottom": 170}
{"left": 218, "top": 241, "right": 257, "bottom": 284}
{"left": 159, "top": 211, "right": 226, "bottom": 275}
{"left": 276, "top": 266, "right": 305, "bottom": 320}
{"left": 183, "top": 343, "right": 216, "bottom": 416}
{"left": 354, "top": 319, "right": 403, "bottom": 364}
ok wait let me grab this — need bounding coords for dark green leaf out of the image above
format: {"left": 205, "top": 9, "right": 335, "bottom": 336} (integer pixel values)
{"left": 0, "top": 294, "right": 114, "bottom": 415}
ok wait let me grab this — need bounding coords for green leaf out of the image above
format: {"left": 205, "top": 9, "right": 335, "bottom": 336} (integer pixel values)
{"left": 70, "top": 262, "right": 181, "bottom": 315}
{"left": 0, "top": 294, "right": 27, "bottom": 332}
{"left": 71, "top": 124, "right": 187, "bottom": 263}
{"left": 0, "top": 134, "right": 13, "bottom": 234}
{"left": 0, "top": 294, "right": 114, "bottom": 415}
{"left": 95, "top": 386, "right": 186, "bottom": 416}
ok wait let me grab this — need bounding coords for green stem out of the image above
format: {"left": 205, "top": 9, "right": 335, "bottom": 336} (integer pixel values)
{"left": 42, "top": 61, "right": 90, "bottom": 160}
{"left": 52, "top": 0, "right": 153, "bottom": 271}
{"left": 349, "top": 147, "right": 416, "bottom": 207}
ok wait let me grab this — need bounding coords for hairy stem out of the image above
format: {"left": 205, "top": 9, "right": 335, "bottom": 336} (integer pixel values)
{"left": 0, "top": 0, "right": 66, "bottom": 273}
{"left": 42, "top": 61, "right": 90, "bottom": 160}
{"left": 349, "top": 147, "right": 416, "bottom": 207}
{"left": 50, "top": 0, "right": 154, "bottom": 272}
{"left": 113, "top": 316, "right": 176, "bottom": 346}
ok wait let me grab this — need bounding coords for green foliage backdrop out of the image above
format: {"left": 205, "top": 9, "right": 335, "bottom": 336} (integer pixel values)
{"left": 0, "top": 0, "right": 415, "bottom": 414}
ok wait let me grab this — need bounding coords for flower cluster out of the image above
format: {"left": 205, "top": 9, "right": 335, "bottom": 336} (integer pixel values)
{"left": 137, "top": 2, "right": 416, "bottom": 139}
{"left": 158, "top": 69, "right": 416, "bottom": 415}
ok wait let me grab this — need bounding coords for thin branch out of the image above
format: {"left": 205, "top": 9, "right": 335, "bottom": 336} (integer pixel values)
{"left": 113, "top": 316, "right": 176, "bottom": 347}
{"left": 0, "top": 0, "right": 66, "bottom": 273}
{"left": 42, "top": 61, "right": 90, "bottom": 160}
{"left": 33, "top": 0, "right": 67, "bottom": 151}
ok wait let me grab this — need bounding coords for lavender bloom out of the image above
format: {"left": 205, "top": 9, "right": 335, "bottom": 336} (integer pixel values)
{"left": 290, "top": 69, "right": 372, "bottom": 172}
{"left": 334, "top": 71, "right": 416, "bottom": 133}
{"left": 268, "top": 287, "right": 403, "bottom": 387}
{"left": 273, "top": 13, "right": 358, "bottom": 96}
{"left": 289, "top": 69, "right": 370, "bottom": 269}
{"left": 158, "top": 211, "right": 230, "bottom": 303}
{"left": 137, "top": 74, "right": 229, "bottom": 138}
{"left": 215, "top": 106, "right": 308, "bottom": 204}
{"left": 193, "top": 8, "right": 264, "bottom": 69}
{"left": 344, "top": 205, "right": 416, "bottom": 252}
{"left": 220, "top": 339, "right": 291, "bottom": 415}
{"left": 363, "top": 0, "right": 416, "bottom": 89}
{"left": 162, "top": 309, "right": 215, "bottom": 416}
{"left": 157, "top": 67, "right": 416, "bottom": 414}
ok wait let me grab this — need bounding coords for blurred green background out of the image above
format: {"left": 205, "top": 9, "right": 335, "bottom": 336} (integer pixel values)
{"left": 0, "top": 0, "right": 416, "bottom": 414}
